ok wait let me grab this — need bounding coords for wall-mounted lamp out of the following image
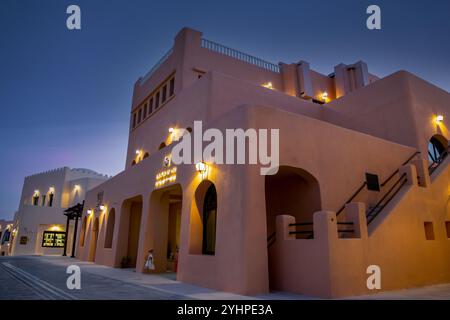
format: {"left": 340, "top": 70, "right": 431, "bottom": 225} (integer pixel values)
{"left": 195, "top": 161, "right": 208, "bottom": 175}
{"left": 49, "top": 187, "right": 55, "bottom": 193}
{"left": 99, "top": 205, "right": 106, "bottom": 212}
{"left": 436, "top": 115, "right": 444, "bottom": 123}
{"left": 262, "top": 82, "right": 274, "bottom": 90}
{"left": 169, "top": 127, "right": 175, "bottom": 133}
{"left": 74, "top": 185, "right": 80, "bottom": 191}
{"left": 86, "top": 209, "right": 93, "bottom": 215}
{"left": 136, "top": 149, "right": 141, "bottom": 155}
{"left": 33, "top": 190, "right": 39, "bottom": 196}
{"left": 321, "top": 92, "right": 329, "bottom": 102}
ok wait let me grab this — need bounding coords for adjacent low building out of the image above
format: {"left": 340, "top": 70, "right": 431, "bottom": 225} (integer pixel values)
{"left": 11, "top": 167, "right": 108, "bottom": 256}
{"left": 0, "top": 219, "right": 14, "bottom": 256}
{"left": 76, "top": 27, "right": 450, "bottom": 298}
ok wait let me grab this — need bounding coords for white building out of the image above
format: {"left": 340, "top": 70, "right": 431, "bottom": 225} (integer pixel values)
{"left": 11, "top": 167, "right": 109, "bottom": 256}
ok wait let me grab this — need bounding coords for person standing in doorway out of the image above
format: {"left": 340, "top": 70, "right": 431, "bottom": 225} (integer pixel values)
{"left": 144, "top": 249, "right": 155, "bottom": 273}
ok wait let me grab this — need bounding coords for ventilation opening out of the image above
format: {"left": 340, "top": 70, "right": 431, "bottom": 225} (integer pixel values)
{"left": 424, "top": 222, "right": 435, "bottom": 240}
{"left": 445, "top": 221, "right": 450, "bottom": 239}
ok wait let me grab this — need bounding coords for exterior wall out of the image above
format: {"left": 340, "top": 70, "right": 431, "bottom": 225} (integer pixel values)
{"left": 273, "top": 158, "right": 450, "bottom": 298}
{"left": 0, "top": 220, "right": 14, "bottom": 256}
{"left": 76, "top": 27, "right": 450, "bottom": 298}
{"left": 11, "top": 168, "right": 108, "bottom": 256}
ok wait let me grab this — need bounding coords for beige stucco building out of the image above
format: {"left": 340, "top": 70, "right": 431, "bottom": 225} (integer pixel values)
{"left": 76, "top": 27, "right": 450, "bottom": 298}
{"left": 11, "top": 167, "right": 108, "bottom": 256}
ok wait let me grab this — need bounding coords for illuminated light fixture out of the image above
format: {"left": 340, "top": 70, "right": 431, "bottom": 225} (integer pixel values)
{"left": 49, "top": 187, "right": 55, "bottom": 193}
{"left": 155, "top": 167, "right": 177, "bottom": 188}
{"left": 33, "top": 190, "right": 39, "bottom": 195}
{"left": 87, "top": 209, "right": 93, "bottom": 215}
{"left": 169, "top": 127, "right": 175, "bottom": 133}
{"left": 436, "top": 115, "right": 444, "bottom": 123}
{"left": 74, "top": 184, "right": 80, "bottom": 191}
{"left": 195, "top": 161, "right": 207, "bottom": 174}
{"left": 136, "top": 149, "right": 141, "bottom": 155}
{"left": 262, "top": 82, "right": 274, "bottom": 90}
{"left": 49, "top": 225, "right": 62, "bottom": 232}
{"left": 321, "top": 92, "right": 329, "bottom": 102}
{"left": 99, "top": 205, "right": 106, "bottom": 212}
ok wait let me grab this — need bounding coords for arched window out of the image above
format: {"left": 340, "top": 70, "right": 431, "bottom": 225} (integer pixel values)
{"left": 79, "top": 216, "right": 87, "bottom": 247}
{"left": 104, "top": 209, "right": 115, "bottom": 248}
{"left": 159, "top": 142, "right": 166, "bottom": 150}
{"left": 143, "top": 152, "right": 149, "bottom": 159}
{"left": 202, "top": 184, "right": 217, "bottom": 255}
{"left": 428, "top": 135, "right": 448, "bottom": 163}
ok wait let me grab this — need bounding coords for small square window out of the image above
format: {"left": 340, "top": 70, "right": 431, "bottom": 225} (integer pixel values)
{"left": 149, "top": 98, "right": 153, "bottom": 113}
{"left": 143, "top": 103, "right": 147, "bottom": 118}
{"left": 138, "top": 108, "right": 142, "bottom": 123}
{"left": 424, "top": 222, "right": 435, "bottom": 240}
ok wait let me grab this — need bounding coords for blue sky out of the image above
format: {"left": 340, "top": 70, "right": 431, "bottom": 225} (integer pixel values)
{"left": 1, "top": 0, "right": 450, "bottom": 219}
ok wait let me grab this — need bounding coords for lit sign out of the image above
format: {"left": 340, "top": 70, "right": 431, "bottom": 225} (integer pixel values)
{"left": 155, "top": 167, "right": 177, "bottom": 188}
{"left": 42, "top": 231, "right": 65, "bottom": 248}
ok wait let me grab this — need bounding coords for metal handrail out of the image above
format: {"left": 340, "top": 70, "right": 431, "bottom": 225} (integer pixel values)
{"left": 201, "top": 38, "right": 280, "bottom": 73}
{"left": 140, "top": 47, "right": 174, "bottom": 84}
{"left": 336, "top": 151, "right": 420, "bottom": 217}
{"left": 380, "top": 151, "right": 421, "bottom": 186}
{"left": 367, "top": 173, "right": 408, "bottom": 224}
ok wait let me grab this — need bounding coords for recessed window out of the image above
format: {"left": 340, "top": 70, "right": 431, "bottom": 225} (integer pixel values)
{"left": 162, "top": 85, "right": 167, "bottom": 103}
{"left": 132, "top": 113, "right": 137, "bottom": 128}
{"left": 155, "top": 92, "right": 160, "bottom": 109}
{"left": 41, "top": 195, "right": 46, "bottom": 207}
{"left": 138, "top": 108, "right": 142, "bottom": 123}
{"left": 33, "top": 195, "right": 39, "bottom": 206}
{"left": 202, "top": 184, "right": 217, "bottom": 255}
{"left": 149, "top": 98, "right": 153, "bottom": 114}
{"left": 445, "top": 221, "right": 450, "bottom": 239}
{"left": 169, "top": 78, "right": 175, "bottom": 96}
{"left": 48, "top": 193, "right": 54, "bottom": 207}
{"left": 158, "top": 142, "right": 166, "bottom": 150}
{"left": 143, "top": 103, "right": 148, "bottom": 118}
{"left": 424, "top": 222, "right": 435, "bottom": 240}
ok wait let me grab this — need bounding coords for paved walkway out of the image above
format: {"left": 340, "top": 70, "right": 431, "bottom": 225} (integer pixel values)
{"left": 3, "top": 255, "right": 450, "bottom": 299}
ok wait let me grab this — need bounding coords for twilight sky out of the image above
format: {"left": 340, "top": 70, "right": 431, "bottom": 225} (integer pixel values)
{"left": 1, "top": 0, "right": 450, "bottom": 220}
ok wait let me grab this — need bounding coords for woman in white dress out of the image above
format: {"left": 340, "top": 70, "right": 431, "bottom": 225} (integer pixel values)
{"left": 144, "top": 249, "right": 155, "bottom": 273}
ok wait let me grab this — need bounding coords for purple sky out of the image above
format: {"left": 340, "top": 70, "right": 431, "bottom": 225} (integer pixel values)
{"left": 1, "top": 0, "right": 450, "bottom": 220}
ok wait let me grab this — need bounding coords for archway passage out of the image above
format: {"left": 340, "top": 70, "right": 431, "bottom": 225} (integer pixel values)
{"left": 88, "top": 217, "right": 99, "bottom": 262}
{"left": 147, "top": 184, "right": 182, "bottom": 275}
{"left": 428, "top": 134, "right": 448, "bottom": 164}
{"left": 117, "top": 196, "right": 143, "bottom": 268}
{"left": 265, "top": 166, "right": 321, "bottom": 291}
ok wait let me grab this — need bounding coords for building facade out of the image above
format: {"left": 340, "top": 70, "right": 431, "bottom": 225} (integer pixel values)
{"left": 11, "top": 167, "right": 108, "bottom": 256}
{"left": 0, "top": 219, "right": 14, "bottom": 256}
{"left": 76, "top": 27, "right": 450, "bottom": 298}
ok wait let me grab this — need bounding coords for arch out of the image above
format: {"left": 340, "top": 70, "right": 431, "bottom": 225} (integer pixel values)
{"left": 116, "top": 195, "right": 143, "bottom": 268}
{"left": 104, "top": 208, "right": 115, "bottom": 248}
{"left": 428, "top": 134, "right": 448, "bottom": 163}
{"left": 88, "top": 217, "right": 99, "bottom": 262}
{"left": 79, "top": 216, "right": 87, "bottom": 247}
{"left": 186, "top": 127, "right": 192, "bottom": 133}
{"left": 265, "top": 166, "right": 322, "bottom": 291}
{"left": 143, "top": 152, "right": 150, "bottom": 159}
{"left": 131, "top": 160, "right": 136, "bottom": 166}
{"left": 159, "top": 142, "right": 166, "bottom": 150}
{"left": 189, "top": 180, "right": 218, "bottom": 255}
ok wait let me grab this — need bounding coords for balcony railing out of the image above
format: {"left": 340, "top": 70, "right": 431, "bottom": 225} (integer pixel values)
{"left": 140, "top": 47, "right": 174, "bottom": 85}
{"left": 201, "top": 38, "right": 280, "bottom": 73}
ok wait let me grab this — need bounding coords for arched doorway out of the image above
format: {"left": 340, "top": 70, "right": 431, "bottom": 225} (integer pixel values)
{"left": 428, "top": 134, "right": 448, "bottom": 164}
{"left": 104, "top": 208, "right": 115, "bottom": 249}
{"left": 88, "top": 217, "right": 99, "bottom": 262}
{"left": 265, "top": 166, "right": 321, "bottom": 290}
{"left": 146, "top": 184, "right": 182, "bottom": 275}
{"left": 117, "top": 196, "right": 143, "bottom": 268}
